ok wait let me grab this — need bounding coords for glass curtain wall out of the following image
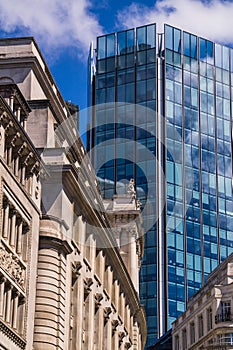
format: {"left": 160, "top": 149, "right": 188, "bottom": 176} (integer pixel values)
{"left": 94, "top": 24, "right": 158, "bottom": 345}
{"left": 164, "top": 24, "right": 233, "bottom": 327}
{"left": 91, "top": 23, "right": 233, "bottom": 347}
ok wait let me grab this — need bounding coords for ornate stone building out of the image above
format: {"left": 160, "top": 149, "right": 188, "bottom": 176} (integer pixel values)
{"left": 172, "top": 253, "right": 233, "bottom": 349}
{"left": 0, "top": 38, "right": 147, "bottom": 349}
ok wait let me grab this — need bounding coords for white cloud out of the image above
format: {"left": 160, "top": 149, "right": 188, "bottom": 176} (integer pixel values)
{"left": 116, "top": 0, "right": 233, "bottom": 46}
{"left": 0, "top": 0, "right": 103, "bottom": 58}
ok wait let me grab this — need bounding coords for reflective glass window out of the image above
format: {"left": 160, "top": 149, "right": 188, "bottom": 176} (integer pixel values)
{"left": 223, "top": 46, "right": 230, "bottom": 70}
{"left": 97, "top": 36, "right": 106, "bottom": 59}
{"left": 215, "top": 44, "right": 222, "bottom": 68}
{"left": 147, "top": 24, "right": 156, "bottom": 48}
{"left": 174, "top": 28, "right": 181, "bottom": 53}
{"left": 165, "top": 25, "right": 173, "bottom": 50}
{"left": 106, "top": 34, "right": 115, "bottom": 57}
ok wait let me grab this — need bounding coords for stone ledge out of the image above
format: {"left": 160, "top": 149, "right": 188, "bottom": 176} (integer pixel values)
{"left": 0, "top": 319, "right": 26, "bottom": 349}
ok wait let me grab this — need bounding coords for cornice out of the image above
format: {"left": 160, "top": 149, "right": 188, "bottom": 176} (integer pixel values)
{"left": 0, "top": 319, "right": 26, "bottom": 349}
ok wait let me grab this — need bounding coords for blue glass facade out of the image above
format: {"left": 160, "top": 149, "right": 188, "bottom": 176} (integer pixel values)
{"left": 164, "top": 24, "right": 233, "bottom": 331}
{"left": 89, "top": 23, "right": 233, "bottom": 347}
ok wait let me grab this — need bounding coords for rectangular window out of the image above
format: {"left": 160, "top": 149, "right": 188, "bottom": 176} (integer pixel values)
{"left": 182, "top": 328, "right": 187, "bottom": 349}
{"left": 190, "top": 321, "right": 195, "bottom": 344}
{"left": 198, "top": 314, "right": 204, "bottom": 338}
{"left": 175, "top": 335, "right": 179, "bottom": 350}
{"left": 223, "top": 301, "right": 231, "bottom": 321}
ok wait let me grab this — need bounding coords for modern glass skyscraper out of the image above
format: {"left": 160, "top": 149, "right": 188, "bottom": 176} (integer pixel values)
{"left": 88, "top": 23, "right": 233, "bottom": 347}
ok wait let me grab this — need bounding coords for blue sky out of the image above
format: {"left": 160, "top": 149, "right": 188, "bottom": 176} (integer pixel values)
{"left": 0, "top": 0, "right": 233, "bottom": 109}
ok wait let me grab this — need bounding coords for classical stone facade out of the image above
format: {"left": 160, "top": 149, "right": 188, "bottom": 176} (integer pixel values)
{"left": 172, "top": 253, "right": 233, "bottom": 350}
{"left": 0, "top": 38, "right": 147, "bottom": 349}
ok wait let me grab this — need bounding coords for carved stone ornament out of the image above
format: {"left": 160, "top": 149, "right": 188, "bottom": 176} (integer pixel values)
{"left": 118, "top": 331, "right": 126, "bottom": 341}
{"left": 127, "top": 178, "right": 136, "bottom": 199}
{"left": 84, "top": 277, "right": 93, "bottom": 292}
{"left": 0, "top": 246, "right": 25, "bottom": 288}
{"left": 72, "top": 261, "right": 82, "bottom": 281}
{"left": 111, "top": 319, "right": 119, "bottom": 331}
{"left": 94, "top": 292, "right": 103, "bottom": 306}
{"left": 104, "top": 306, "right": 112, "bottom": 319}
{"left": 125, "top": 340, "right": 132, "bottom": 349}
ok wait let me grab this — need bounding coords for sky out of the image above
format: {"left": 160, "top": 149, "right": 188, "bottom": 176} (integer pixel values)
{"left": 0, "top": 0, "right": 233, "bottom": 110}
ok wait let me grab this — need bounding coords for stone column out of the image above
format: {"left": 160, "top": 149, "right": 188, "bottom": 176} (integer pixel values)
{"left": 10, "top": 95, "right": 14, "bottom": 111}
{"left": 76, "top": 278, "right": 84, "bottom": 349}
{"left": 14, "top": 156, "right": 19, "bottom": 177}
{"left": 0, "top": 277, "right": 6, "bottom": 317}
{"left": 10, "top": 209, "right": 17, "bottom": 247}
{"left": 94, "top": 306, "right": 104, "bottom": 349}
{"left": 21, "top": 165, "right": 26, "bottom": 186}
{"left": 16, "top": 107, "right": 21, "bottom": 122}
{"left": 16, "top": 219, "right": 23, "bottom": 255}
{"left": 12, "top": 291, "right": 19, "bottom": 329}
{"left": 7, "top": 146, "right": 12, "bottom": 166}
{"left": 5, "top": 285, "right": 12, "bottom": 323}
{"left": 87, "top": 290, "right": 95, "bottom": 349}
{"left": 104, "top": 318, "right": 112, "bottom": 350}
{"left": 3, "top": 200, "right": 9, "bottom": 238}
{"left": 18, "top": 298, "right": 25, "bottom": 336}
{"left": 23, "top": 118, "right": 27, "bottom": 132}
{"left": 112, "top": 324, "right": 119, "bottom": 350}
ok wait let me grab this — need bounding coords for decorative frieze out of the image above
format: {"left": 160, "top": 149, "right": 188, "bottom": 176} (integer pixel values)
{"left": 0, "top": 245, "right": 25, "bottom": 288}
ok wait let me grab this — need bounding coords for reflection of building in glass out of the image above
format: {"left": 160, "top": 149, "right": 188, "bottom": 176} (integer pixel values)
{"left": 0, "top": 37, "right": 146, "bottom": 350}
{"left": 172, "top": 252, "right": 233, "bottom": 350}
{"left": 89, "top": 23, "right": 233, "bottom": 347}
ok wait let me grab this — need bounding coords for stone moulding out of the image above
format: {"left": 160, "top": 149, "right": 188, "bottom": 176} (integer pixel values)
{"left": 0, "top": 319, "right": 26, "bottom": 349}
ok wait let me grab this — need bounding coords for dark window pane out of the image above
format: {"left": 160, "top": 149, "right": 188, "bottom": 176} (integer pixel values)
{"left": 191, "top": 35, "right": 197, "bottom": 59}
{"left": 184, "top": 32, "right": 190, "bottom": 56}
{"left": 200, "top": 38, "right": 206, "bottom": 61}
